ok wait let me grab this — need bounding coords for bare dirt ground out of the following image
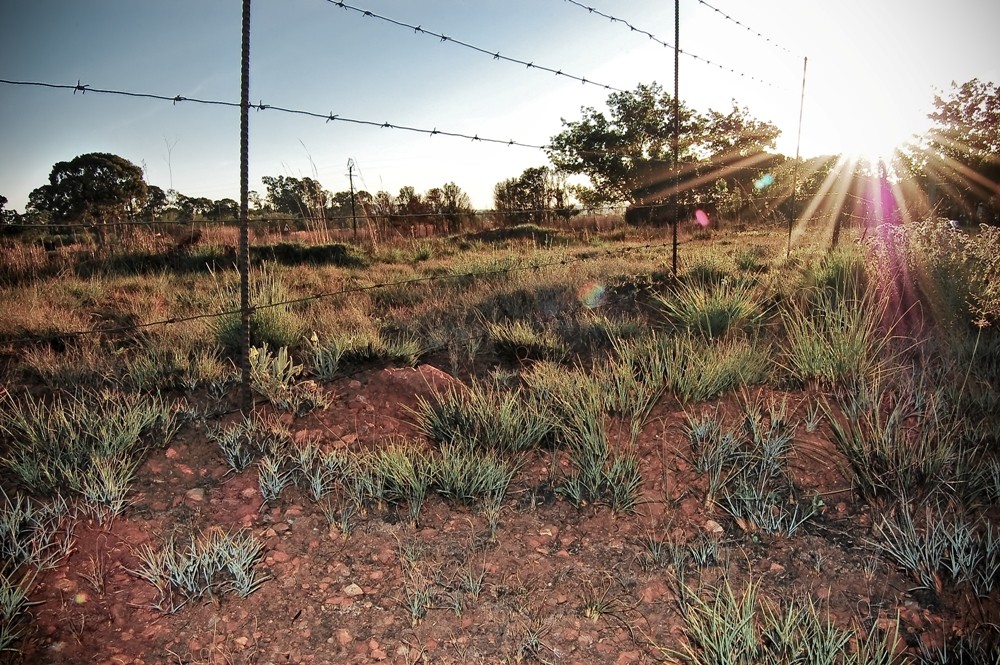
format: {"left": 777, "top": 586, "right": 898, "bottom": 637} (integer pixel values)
{"left": 14, "top": 365, "right": 998, "bottom": 664}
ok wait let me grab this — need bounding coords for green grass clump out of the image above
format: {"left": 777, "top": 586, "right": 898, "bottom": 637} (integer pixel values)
{"left": 207, "top": 411, "right": 291, "bottom": 473}
{"left": 434, "top": 443, "right": 515, "bottom": 508}
{"left": 373, "top": 442, "right": 436, "bottom": 525}
{"left": 781, "top": 287, "right": 891, "bottom": 389}
{"left": 874, "top": 503, "right": 1000, "bottom": 597}
{"left": 669, "top": 577, "right": 899, "bottom": 665}
{"left": 523, "top": 363, "right": 643, "bottom": 512}
{"left": 486, "top": 319, "right": 570, "bottom": 363}
{"left": 668, "top": 333, "right": 771, "bottom": 404}
{"left": 213, "top": 267, "right": 303, "bottom": 355}
{"left": 654, "top": 278, "right": 767, "bottom": 339}
{"left": 127, "top": 527, "right": 268, "bottom": 613}
{"left": 826, "top": 378, "right": 961, "bottom": 502}
{"left": 683, "top": 393, "right": 817, "bottom": 533}
{"left": 411, "top": 382, "right": 554, "bottom": 455}
{"left": 1, "top": 389, "right": 178, "bottom": 520}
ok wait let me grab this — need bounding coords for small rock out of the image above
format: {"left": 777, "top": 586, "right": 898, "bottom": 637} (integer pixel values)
{"left": 165, "top": 447, "right": 180, "bottom": 460}
{"left": 336, "top": 629, "right": 353, "bottom": 646}
{"left": 185, "top": 488, "right": 205, "bottom": 503}
{"left": 343, "top": 583, "right": 364, "bottom": 597}
{"left": 769, "top": 562, "right": 786, "bottom": 574}
{"left": 703, "top": 519, "right": 724, "bottom": 536}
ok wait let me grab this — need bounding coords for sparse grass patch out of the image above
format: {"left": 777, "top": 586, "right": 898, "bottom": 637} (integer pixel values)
{"left": 127, "top": 527, "right": 268, "bottom": 613}
{"left": 1, "top": 389, "right": 179, "bottom": 520}
{"left": 486, "top": 319, "right": 570, "bottom": 363}
{"left": 207, "top": 411, "right": 291, "bottom": 473}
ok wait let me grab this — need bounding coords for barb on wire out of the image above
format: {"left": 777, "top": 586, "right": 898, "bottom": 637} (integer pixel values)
{"left": 692, "top": 0, "right": 794, "bottom": 55}
{"left": 559, "top": 0, "right": 786, "bottom": 89}
{"left": 0, "top": 78, "right": 548, "bottom": 150}
{"left": 1, "top": 237, "right": 676, "bottom": 347}
{"left": 324, "top": 0, "right": 625, "bottom": 92}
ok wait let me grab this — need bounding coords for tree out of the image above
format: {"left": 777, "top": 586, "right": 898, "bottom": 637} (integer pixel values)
{"left": 547, "top": 82, "right": 703, "bottom": 206}
{"left": 142, "top": 185, "right": 168, "bottom": 220}
{"left": 261, "top": 175, "right": 330, "bottom": 219}
{"left": 493, "top": 166, "right": 574, "bottom": 226}
{"left": 427, "top": 182, "right": 474, "bottom": 233}
{"left": 920, "top": 79, "right": 1000, "bottom": 220}
{"left": 547, "top": 82, "right": 780, "bottom": 220}
{"left": 27, "top": 153, "right": 148, "bottom": 224}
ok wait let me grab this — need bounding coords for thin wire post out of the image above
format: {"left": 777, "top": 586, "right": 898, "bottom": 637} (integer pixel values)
{"left": 239, "top": 0, "right": 252, "bottom": 415}
{"left": 672, "top": 0, "right": 680, "bottom": 275}
{"left": 348, "top": 158, "right": 357, "bottom": 241}
{"left": 789, "top": 55, "right": 807, "bottom": 257}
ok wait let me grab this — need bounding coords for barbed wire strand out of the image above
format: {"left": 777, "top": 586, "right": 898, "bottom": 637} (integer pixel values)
{"left": 559, "top": 0, "right": 786, "bottom": 89}
{"left": 0, "top": 79, "right": 548, "bottom": 151}
{"left": 691, "top": 0, "right": 795, "bottom": 55}
{"left": 323, "top": 0, "right": 625, "bottom": 93}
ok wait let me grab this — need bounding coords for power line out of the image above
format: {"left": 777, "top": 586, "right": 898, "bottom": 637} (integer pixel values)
{"left": 0, "top": 79, "right": 548, "bottom": 150}
{"left": 691, "top": 0, "right": 795, "bottom": 55}
{"left": 323, "top": 0, "right": 626, "bottom": 93}
{"left": 559, "top": 0, "right": 785, "bottom": 89}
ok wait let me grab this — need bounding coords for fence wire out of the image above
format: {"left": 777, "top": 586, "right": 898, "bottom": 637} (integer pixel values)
{"left": 324, "top": 0, "right": 625, "bottom": 92}
{"left": 559, "top": 0, "right": 786, "bottom": 89}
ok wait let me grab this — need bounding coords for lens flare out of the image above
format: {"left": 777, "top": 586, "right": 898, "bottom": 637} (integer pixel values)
{"left": 754, "top": 174, "right": 774, "bottom": 190}
{"left": 578, "top": 282, "right": 606, "bottom": 309}
{"left": 694, "top": 209, "right": 710, "bottom": 227}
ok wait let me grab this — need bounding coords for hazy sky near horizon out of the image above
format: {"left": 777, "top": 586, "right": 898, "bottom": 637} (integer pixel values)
{"left": 2, "top": 0, "right": 998, "bottom": 211}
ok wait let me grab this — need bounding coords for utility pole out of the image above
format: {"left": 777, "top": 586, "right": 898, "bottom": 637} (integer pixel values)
{"left": 347, "top": 158, "right": 357, "bottom": 242}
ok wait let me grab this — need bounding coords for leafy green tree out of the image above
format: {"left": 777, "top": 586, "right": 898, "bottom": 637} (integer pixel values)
{"left": 547, "top": 83, "right": 703, "bottom": 207}
{"left": 27, "top": 153, "right": 148, "bottom": 224}
{"left": 547, "top": 82, "right": 780, "bottom": 219}
{"left": 921, "top": 79, "right": 1000, "bottom": 221}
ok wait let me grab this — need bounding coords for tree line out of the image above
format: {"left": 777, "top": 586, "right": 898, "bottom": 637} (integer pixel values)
{"left": 3, "top": 78, "right": 997, "bottom": 235}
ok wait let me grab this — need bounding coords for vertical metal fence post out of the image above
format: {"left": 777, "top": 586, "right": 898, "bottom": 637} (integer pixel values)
{"left": 672, "top": 0, "right": 680, "bottom": 276}
{"left": 239, "top": 0, "right": 253, "bottom": 415}
{"left": 789, "top": 56, "right": 807, "bottom": 257}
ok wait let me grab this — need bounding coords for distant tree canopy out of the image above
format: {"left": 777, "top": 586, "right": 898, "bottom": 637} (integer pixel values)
{"left": 362, "top": 183, "right": 475, "bottom": 234}
{"left": 493, "top": 166, "right": 575, "bottom": 225}
{"left": 27, "top": 152, "right": 148, "bottom": 224}
{"left": 547, "top": 82, "right": 780, "bottom": 214}
{"left": 261, "top": 175, "right": 330, "bottom": 219}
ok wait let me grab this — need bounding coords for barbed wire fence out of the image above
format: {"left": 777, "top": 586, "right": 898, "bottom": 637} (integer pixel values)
{"left": 0, "top": 0, "right": 826, "bottom": 410}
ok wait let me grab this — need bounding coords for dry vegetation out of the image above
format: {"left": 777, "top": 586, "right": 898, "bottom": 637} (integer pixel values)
{"left": 1, "top": 215, "right": 999, "bottom": 664}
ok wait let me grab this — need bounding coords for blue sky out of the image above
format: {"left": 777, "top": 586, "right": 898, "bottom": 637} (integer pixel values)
{"left": 2, "top": 0, "right": 998, "bottom": 211}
